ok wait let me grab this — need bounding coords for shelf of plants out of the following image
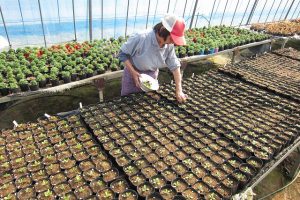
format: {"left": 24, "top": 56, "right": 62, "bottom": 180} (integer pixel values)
{"left": 250, "top": 19, "right": 300, "bottom": 37}
{"left": 0, "top": 115, "right": 137, "bottom": 200}
{"left": 0, "top": 25, "right": 270, "bottom": 99}
{"left": 79, "top": 72, "right": 299, "bottom": 199}
{"left": 219, "top": 48, "right": 300, "bottom": 103}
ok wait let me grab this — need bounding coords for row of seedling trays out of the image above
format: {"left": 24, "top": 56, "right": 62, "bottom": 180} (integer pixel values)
{"left": 272, "top": 47, "right": 300, "bottom": 61}
{"left": 159, "top": 71, "right": 299, "bottom": 155}
{"left": 0, "top": 115, "right": 137, "bottom": 200}
{"left": 80, "top": 92, "right": 281, "bottom": 200}
{"left": 219, "top": 51, "right": 300, "bottom": 102}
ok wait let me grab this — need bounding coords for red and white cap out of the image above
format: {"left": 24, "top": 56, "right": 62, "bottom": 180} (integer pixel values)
{"left": 162, "top": 13, "right": 186, "bottom": 46}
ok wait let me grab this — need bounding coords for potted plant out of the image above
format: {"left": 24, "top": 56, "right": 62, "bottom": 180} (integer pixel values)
{"left": 61, "top": 71, "right": 71, "bottom": 83}
{"left": 50, "top": 73, "right": 59, "bottom": 86}
{"left": 36, "top": 73, "right": 47, "bottom": 88}
{"left": 9, "top": 82, "right": 20, "bottom": 93}
{"left": 0, "top": 82, "right": 9, "bottom": 96}
{"left": 29, "top": 80, "right": 39, "bottom": 91}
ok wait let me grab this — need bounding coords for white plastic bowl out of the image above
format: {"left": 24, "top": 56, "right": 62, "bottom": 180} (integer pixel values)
{"left": 139, "top": 74, "right": 159, "bottom": 92}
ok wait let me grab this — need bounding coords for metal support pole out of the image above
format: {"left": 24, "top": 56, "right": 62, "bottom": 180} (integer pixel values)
{"left": 0, "top": 6, "right": 11, "bottom": 47}
{"left": 101, "top": 0, "right": 103, "bottom": 39}
{"left": 72, "top": 0, "right": 77, "bottom": 41}
{"left": 88, "top": 0, "right": 92, "bottom": 42}
{"left": 239, "top": 0, "right": 251, "bottom": 26}
{"left": 258, "top": 0, "right": 267, "bottom": 22}
{"left": 220, "top": 0, "right": 229, "bottom": 25}
{"left": 209, "top": 0, "right": 217, "bottom": 26}
{"left": 146, "top": 0, "right": 150, "bottom": 29}
{"left": 125, "top": 0, "right": 129, "bottom": 37}
{"left": 114, "top": 0, "right": 117, "bottom": 38}
{"left": 37, "top": 0, "right": 47, "bottom": 47}
{"left": 183, "top": 0, "right": 188, "bottom": 18}
{"left": 246, "top": 0, "right": 259, "bottom": 25}
{"left": 265, "top": 0, "right": 275, "bottom": 23}
{"left": 230, "top": 0, "right": 240, "bottom": 26}
{"left": 195, "top": 12, "right": 199, "bottom": 28}
{"left": 133, "top": 0, "right": 139, "bottom": 29}
{"left": 189, "top": 0, "right": 199, "bottom": 29}
{"left": 273, "top": 0, "right": 284, "bottom": 21}
{"left": 17, "top": 0, "right": 26, "bottom": 34}
{"left": 173, "top": 0, "right": 178, "bottom": 13}
{"left": 167, "top": 0, "right": 170, "bottom": 13}
{"left": 56, "top": 0, "right": 61, "bottom": 24}
{"left": 284, "top": 0, "right": 296, "bottom": 20}
{"left": 291, "top": 0, "right": 300, "bottom": 19}
{"left": 279, "top": 0, "right": 291, "bottom": 20}
{"left": 152, "top": 0, "right": 158, "bottom": 26}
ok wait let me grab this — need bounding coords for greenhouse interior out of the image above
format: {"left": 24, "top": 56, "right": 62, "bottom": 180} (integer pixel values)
{"left": 0, "top": 0, "right": 299, "bottom": 199}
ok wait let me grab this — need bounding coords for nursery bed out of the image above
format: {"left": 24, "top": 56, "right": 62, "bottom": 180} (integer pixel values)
{"left": 80, "top": 70, "right": 299, "bottom": 199}
{"left": 1, "top": 70, "right": 299, "bottom": 199}
{"left": 219, "top": 49, "right": 300, "bottom": 103}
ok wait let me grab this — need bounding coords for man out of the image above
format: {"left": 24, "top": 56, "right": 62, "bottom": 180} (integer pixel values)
{"left": 118, "top": 13, "right": 187, "bottom": 103}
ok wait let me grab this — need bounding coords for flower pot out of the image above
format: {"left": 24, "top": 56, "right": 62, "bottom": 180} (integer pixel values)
{"left": 0, "top": 88, "right": 9, "bottom": 96}
{"left": 103, "top": 168, "right": 119, "bottom": 182}
{"left": 79, "top": 74, "right": 87, "bottom": 80}
{"left": 53, "top": 183, "right": 72, "bottom": 197}
{"left": 192, "top": 181, "right": 210, "bottom": 195}
{"left": 74, "top": 185, "right": 93, "bottom": 199}
{"left": 63, "top": 77, "right": 71, "bottom": 83}
{"left": 246, "top": 156, "right": 263, "bottom": 170}
{"left": 90, "top": 179, "right": 106, "bottom": 193}
{"left": 171, "top": 178, "right": 188, "bottom": 193}
{"left": 96, "top": 188, "right": 116, "bottom": 200}
{"left": 71, "top": 74, "right": 77, "bottom": 81}
{"left": 39, "top": 80, "right": 47, "bottom": 88}
{"left": 50, "top": 79, "right": 59, "bottom": 87}
{"left": 20, "top": 84, "right": 29, "bottom": 92}
{"left": 182, "top": 188, "right": 199, "bottom": 199}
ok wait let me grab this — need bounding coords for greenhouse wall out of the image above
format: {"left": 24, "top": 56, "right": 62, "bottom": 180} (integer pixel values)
{"left": 0, "top": 0, "right": 299, "bottom": 48}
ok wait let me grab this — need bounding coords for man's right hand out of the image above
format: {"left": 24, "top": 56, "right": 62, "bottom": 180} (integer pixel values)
{"left": 131, "top": 69, "right": 141, "bottom": 88}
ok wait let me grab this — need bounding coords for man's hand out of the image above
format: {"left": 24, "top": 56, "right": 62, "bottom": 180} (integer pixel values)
{"left": 176, "top": 90, "right": 188, "bottom": 103}
{"left": 131, "top": 70, "right": 141, "bottom": 88}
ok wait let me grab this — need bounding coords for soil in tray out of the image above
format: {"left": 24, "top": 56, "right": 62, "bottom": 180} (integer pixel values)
{"left": 60, "top": 158, "right": 76, "bottom": 170}
{"left": 222, "top": 175, "right": 239, "bottom": 193}
{"left": 96, "top": 159, "right": 112, "bottom": 172}
{"left": 74, "top": 185, "right": 93, "bottom": 199}
{"left": 204, "top": 191, "right": 222, "bottom": 200}
{"left": 79, "top": 160, "right": 95, "bottom": 172}
{"left": 129, "top": 173, "right": 146, "bottom": 187}
{"left": 110, "top": 178, "right": 129, "bottom": 193}
{"left": 0, "top": 173, "right": 14, "bottom": 184}
{"left": 35, "top": 179, "right": 51, "bottom": 193}
{"left": 137, "top": 182, "right": 155, "bottom": 197}
{"left": 192, "top": 181, "right": 210, "bottom": 195}
{"left": 50, "top": 173, "right": 67, "bottom": 186}
{"left": 69, "top": 175, "right": 86, "bottom": 189}
{"left": 141, "top": 166, "right": 158, "bottom": 179}
{"left": 73, "top": 151, "right": 89, "bottom": 161}
{"left": 149, "top": 175, "right": 167, "bottom": 189}
{"left": 164, "top": 154, "right": 178, "bottom": 166}
{"left": 119, "top": 189, "right": 138, "bottom": 200}
{"left": 134, "top": 158, "right": 149, "bottom": 170}
{"left": 172, "top": 163, "right": 188, "bottom": 176}
{"left": 203, "top": 175, "right": 219, "bottom": 188}
{"left": 17, "top": 187, "right": 36, "bottom": 199}
{"left": 103, "top": 168, "right": 119, "bottom": 182}
{"left": 15, "top": 175, "right": 32, "bottom": 189}
{"left": 37, "top": 189, "right": 56, "bottom": 200}
{"left": 13, "top": 167, "right": 29, "bottom": 179}
{"left": 83, "top": 169, "right": 101, "bottom": 182}
{"left": 27, "top": 161, "right": 44, "bottom": 172}
{"left": 53, "top": 183, "right": 72, "bottom": 197}
{"left": 171, "top": 178, "right": 188, "bottom": 193}
{"left": 0, "top": 182, "right": 16, "bottom": 198}
{"left": 159, "top": 185, "right": 177, "bottom": 199}
{"left": 90, "top": 178, "right": 107, "bottom": 193}
{"left": 25, "top": 151, "right": 41, "bottom": 162}
{"left": 211, "top": 168, "right": 228, "bottom": 181}
{"left": 153, "top": 160, "right": 168, "bottom": 172}
{"left": 45, "top": 163, "right": 61, "bottom": 175}
{"left": 65, "top": 166, "right": 81, "bottom": 179}
{"left": 182, "top": 188, "right": 199, "bottom": 200}
{"left": 96, "top": 188, "right": 116, "bottom": 200}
